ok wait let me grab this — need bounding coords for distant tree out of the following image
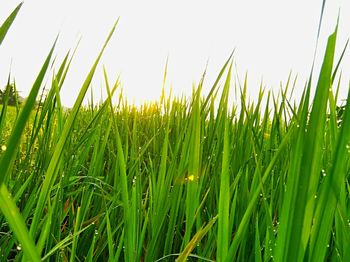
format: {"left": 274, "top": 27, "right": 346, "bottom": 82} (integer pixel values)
{"left": 0, "top": 83, "right": 23, "bottom": 106}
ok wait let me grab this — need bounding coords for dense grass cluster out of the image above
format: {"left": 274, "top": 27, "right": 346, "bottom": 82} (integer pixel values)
{"left": 1, "top": 2, "right": 350, "bottom": 262}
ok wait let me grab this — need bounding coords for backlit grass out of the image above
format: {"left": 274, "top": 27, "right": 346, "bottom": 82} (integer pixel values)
{"left": 0, "top": 1, "right": 350, "bottom": 261}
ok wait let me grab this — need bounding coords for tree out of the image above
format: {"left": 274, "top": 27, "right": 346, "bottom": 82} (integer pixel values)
{"left": 0, "top": 83, "right": 23, "bottom": 106}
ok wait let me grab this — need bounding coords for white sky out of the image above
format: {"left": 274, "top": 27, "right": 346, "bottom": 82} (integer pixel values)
{"left": 0, "top": 0, "right": 349, "bottom": 107}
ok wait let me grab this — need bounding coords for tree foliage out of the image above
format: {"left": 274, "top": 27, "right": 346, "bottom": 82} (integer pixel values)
{"left": 0, "top": 83, "right": 23, "bottom": 106}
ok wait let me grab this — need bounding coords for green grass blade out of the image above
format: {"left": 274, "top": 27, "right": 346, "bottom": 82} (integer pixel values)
{"left": 0, "top": 184, "right": 41, "bottom": 261}
{"left": 0, "top": 39, "right": 56, "bottom": 184}
{"left": 309, "top": 86, "right": 350, "bottom": 261}
{"left": 29, "top": 19, "right": 119, "bottom": 238}
{"left": 275, "top": 24, "right": 337, "bottom": 262}
{"left": 0, "top": 2, "right": 23, "bottom": 45}
{"left": 217, "top": 64, "right": 232, "bottom": 261}
{"left": 177, "top": 216, "right": 217, "bottom": 262}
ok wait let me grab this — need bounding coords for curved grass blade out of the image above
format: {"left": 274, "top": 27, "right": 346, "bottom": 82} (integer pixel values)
{"left": 274, "top": 24, "right": 337, "bottom": 262}
{"left": 0, "top": 39, "right": 56, "bottom": 184}
{"left": 177, "top": 216, "right": 218, "bottom": 262}
{"left": 0, "top": 2, "right": 23, "bottom": 46}
{"left": 29, "top": 19, "right": 119, "bottom": 238}
{"left": 309, "top": 84, "right": 350, "bottom": 261}
{"left": 0, "top": 184, "right": 41, "bottom": 261}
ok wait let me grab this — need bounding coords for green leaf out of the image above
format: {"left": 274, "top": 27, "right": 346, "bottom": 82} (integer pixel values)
{"left": 0, "top": 2, "right": 23, "bottom": 45}
{"left": 0, "top": 184, "right": 41, "bottom": 261}
{"left": 0, "top": 38, "right": 56, "bottom": 184}
{"left": 177, "top": 216, "right": 218, "bottom": 262}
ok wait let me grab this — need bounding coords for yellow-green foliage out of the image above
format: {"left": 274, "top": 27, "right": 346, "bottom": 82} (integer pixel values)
{"left": 0, "top": 1, "right": 350, "bottom": 262}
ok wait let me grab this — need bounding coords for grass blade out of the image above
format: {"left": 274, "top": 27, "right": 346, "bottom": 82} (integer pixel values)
{"left": 0, "top": 2, "right": 23, "bottom": 45}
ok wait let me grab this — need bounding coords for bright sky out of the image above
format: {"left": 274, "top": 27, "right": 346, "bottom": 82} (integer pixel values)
{"left": 0, "top": 0, "right": 349, "bottom": 107}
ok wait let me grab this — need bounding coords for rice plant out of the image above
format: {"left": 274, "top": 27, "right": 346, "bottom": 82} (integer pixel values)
{"left": 0, "top": 1, "right": 349, "bottom": 261}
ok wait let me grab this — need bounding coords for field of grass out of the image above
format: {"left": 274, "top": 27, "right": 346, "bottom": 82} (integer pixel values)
{"left": 1, "top": 2, "right": 350, "bottom": 262}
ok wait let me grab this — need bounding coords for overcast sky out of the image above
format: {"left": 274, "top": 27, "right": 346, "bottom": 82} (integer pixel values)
{"left": 0, "top": 0, "right": 349, "bottom": 107}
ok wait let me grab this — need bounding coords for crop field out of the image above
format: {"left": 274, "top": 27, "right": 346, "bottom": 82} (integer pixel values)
{"left": 1, "top": 2, "right": 350, "bottom": 262}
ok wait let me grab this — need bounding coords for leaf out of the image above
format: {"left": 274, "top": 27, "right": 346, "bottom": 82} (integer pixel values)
{"left": 177, "top": 216, "right": 218, "bottom": 262}
{"left": 0, "top": 2, "right": 23, "bottom": 46}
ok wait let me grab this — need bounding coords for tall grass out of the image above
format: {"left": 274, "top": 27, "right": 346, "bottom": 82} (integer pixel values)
{"left": 0, "top": 1, "right": 350, "bottom": 261}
